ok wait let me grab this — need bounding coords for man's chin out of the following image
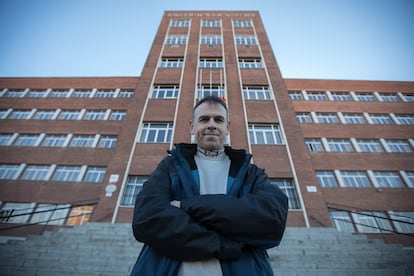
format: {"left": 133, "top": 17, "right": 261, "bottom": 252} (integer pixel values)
{"left": 201, "top": 141, "right": 221, "bottom": 151}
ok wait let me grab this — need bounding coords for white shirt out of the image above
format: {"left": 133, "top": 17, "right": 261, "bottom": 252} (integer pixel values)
{"left": 178, "top": 147, "right": 230, "bottom": 276}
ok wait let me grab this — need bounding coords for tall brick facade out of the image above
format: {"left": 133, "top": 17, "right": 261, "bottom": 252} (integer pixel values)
{"left": 0, "top": 11, "right": 413, "bottom": 243}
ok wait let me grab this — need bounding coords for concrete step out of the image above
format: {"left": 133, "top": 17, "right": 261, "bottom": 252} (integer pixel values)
{"left": 0, "top": 223, "right": 412, "bottom": 275}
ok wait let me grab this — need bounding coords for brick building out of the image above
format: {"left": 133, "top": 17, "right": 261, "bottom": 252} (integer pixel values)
{"left": 0, "top": 11, "right": 413, "bottom": 243}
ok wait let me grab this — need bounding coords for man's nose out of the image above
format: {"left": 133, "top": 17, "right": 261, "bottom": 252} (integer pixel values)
{"left": 207, "top": 117, "right": 216, "bottom": 129}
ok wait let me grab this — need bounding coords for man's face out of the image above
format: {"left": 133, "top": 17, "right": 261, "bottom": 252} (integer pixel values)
{"left": 190, "top": 102, "right": 230, "bottom": 151}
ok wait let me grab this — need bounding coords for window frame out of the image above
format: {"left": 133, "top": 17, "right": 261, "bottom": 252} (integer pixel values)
{"left": 41, "top": 134, "right": 67, "bottom": 147}
{"left": 83, "top": 167, "right": 106, "bottom": 183}
{"left": 270, "top": 179, "right": 301, "bottom": 209}
{"left": 151, "top": 85, "right": 179, "bottom": 99}
{"left": 52, "top": 165, "right": 82, "bottom": 182}
{"left": 316, "top": 171, "right": 338, "bottom": 187}
{"left": 343, "top": 113, "right": 366, "bottom": 124}
{"left": 69, "top": 135, "right": 95, "bottom": 148}
{"left": 20, "top": 165, "right": 51, "bottom": 181}
{"left": 340, "top": 171, "right": 371, "bottom": 188}
{"left": 248, "top": 124, "right": 282, "bottom": 145}
{"left": 121, "top": 176, "right": 146, "bottom": 206}
{"left": 316, "top": 113, "right": 339, "bottom": 124}
{"left": 243, "top": 86, "right": 271, "bottom": 100}
{"left": 139, "top": 123, "right": 173, "bottom": 143}
{"left": 355, "top": 139, "right": 384, "bottom": 152}
{"left": 305, "top": 138, "right": 324, "bottom": 152}
{"left": 373, "top": 171, "right": 404, "bottom": 188}
{"left": 326, "top": 138, "right": 354, "bottom": 152}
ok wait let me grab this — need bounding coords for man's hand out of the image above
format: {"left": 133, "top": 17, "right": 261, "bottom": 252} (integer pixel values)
{"left": 170, "top": 200, "right": 181, "bottom": 208}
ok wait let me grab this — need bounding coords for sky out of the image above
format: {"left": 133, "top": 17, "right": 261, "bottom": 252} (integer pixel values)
{"left": 0, "top": 0, "right": 413, "bottom": 81}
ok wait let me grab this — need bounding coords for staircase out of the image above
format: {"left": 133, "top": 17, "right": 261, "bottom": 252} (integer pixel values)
{"left": 0, "top": 223, "right": 413, "bottom": 275}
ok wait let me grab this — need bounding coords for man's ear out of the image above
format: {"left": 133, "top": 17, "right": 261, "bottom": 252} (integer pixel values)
{"left": 189, "top": 120, "right": 194, "bottom": 135}
{"left": 226, "top": 121, "right": 230, "bottom": 135}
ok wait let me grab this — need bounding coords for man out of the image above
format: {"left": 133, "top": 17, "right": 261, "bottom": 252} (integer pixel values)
{"left": 131, "top": 96, "right": 288, "bottom": 275}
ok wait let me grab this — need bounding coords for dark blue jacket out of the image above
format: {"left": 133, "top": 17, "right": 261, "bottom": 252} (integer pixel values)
{"left": 131, "top": 143, "right": 288, "bottom": 275}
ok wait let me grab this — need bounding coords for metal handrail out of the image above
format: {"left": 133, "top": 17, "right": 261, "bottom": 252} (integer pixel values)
{"left": 327, "top": 202, "right": 414, "bottom": 224}
{"left": 326, "top": 202, "right": 414, "bottom": 238}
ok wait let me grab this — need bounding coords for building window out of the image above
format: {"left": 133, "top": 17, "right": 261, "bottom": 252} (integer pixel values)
{"left": 384, "top": 139, "right": 412, "bottom": 152}
{"left": 316, "top": 113, "right": 339, "bottom": 124}
{"left": 33, "top": 110, "right": 55, "bottom": 120}
{"left": 355, "top": 139, "right": 384, "bottom": 152}
{"left": 72, "top": 89, "right": 92, "bottom": 98}
{"left": 152, "top": 85, "right": 179, "bottom": 99}
{"left": 67, "top": 206, "right": 93, "bottom": 225}
{"left": 235, "top": 36, "right": 257, "bottom": 45}
{"left": 330, "top": 211, "right": 355, "bottom": 232}
{"left": 0, "top": 164, "right": 21, "bottom": 180}
{"left": 4, "top": 89, "right": 26, "bottom": 98}
{"left": 326, "top": 138, "right": 354, "bottom": 152}
{"left": 341, "top": 171, "right": 371, "bottom": 188}
{"left": 200, "top": 35, "right": 222, "bottom": 45}
{"left": 41, "top": 134, "right": 67, "bottom": 147}
{"left": 389, "top": 212, "right": 414, "bottom": 233}
{"left": 69, "top": 135, "right": 95, "bottom": 148}
{"left": 14, "top": 134, "right": 40, "bottom": 146}
{"left": 52, "top": 165, "right": 82, "bottom": 182}
{"left": 316, "top": 171, "right": 338, "bottom": 187}
{"left": 305, "top": 138, "right": 324, "bottom": 152}
{"left": 48, "top": 89, "right": 70, "bottom": 98}
{"left": 58, "top": 110, "right": 81, "bottom": 120}
{"left": 406, "top": 172, "right": 414, "bottom": 187}
{"left": 354, "top": 92, "right": 376, "bottom": 102}
{"left": 296, "top": 113, "right": 313, "bottom": 123}
{"left": 27, "top": 89, "right": 48, "bottom": 98}
{"left": 30, "top": 204, "right": 69, "bottom": 225}
{"left": 160, "top": 58, "right": 184, "bottom": 68}
{"left": 331, "top": 92, "right": 352, "bottom": 101}
{"left": 166, "top": 35, "right": 187, "bottom": 45}
{"left": 83, "top": 110, "right": 106, "bottom": 120}
{"left": 197, "top": 86, "right": 224, "bottom": 99}
{"left": 395, "top": 114, "right": 414, "bottom": 125}
{"left": 239, "top": 59, "right": 262, "bottom": 69}
{"left": 95, "top": 89, "right": 116, "bottom": 98}
{"left": 139, "top": 123, "right": 173, "bottom": 143}
{"left": 0, "top": 203, "right": 34, "bottom": 223}
{"left": 233, "top": 20, "right": 252, "bottom": 27}
{"left": 170, "top": 19, "right": 189, "bottom": 27}
{"left": 83, "top": 167, "right": 106, "bottom": 183}
{"left": 9, "top": 110, "right": 32, "bottom": 120}
{"left": 202, "top": 19, "right": 221, "bottom": 27}
{"left": 0, "top": 109, "right": 9, "bottom": 119}
{"left": 343, "top": 113, "right": 366, "bottom": 124}
{"left": 118, "top": 89, "right": 134, "bottom": 98}
{"left": 248, "top": 125, "right": 282, "bottom": 145}
{"left": 307, "top": 91, "right": 327, "bottom": 101}
{"left": 373, "top": 171, "right": 404, "bottom": 188}
{"left": 199, "top": 58, "right": 223, "bottom": 68}
{"left": 98, "top": 135, "right": 117, "bottom": 148}
{"left": 121, "top": 176, "right": 146, "bottom": 206}
{"left": 109, "top": 110, "right": 127, "bottom": 121}
{"left": 288, "top": 91, "right": 303, "bottom": 100}
{"left": 270, "top": 179, "right": 301, "bottom": 209}
{"left": 379, "top": 93, "right": 400, "bottom": 102}
{"left": 20, "top": 165, "right": 50, "bottom": 181}
{"left": 353, "top": 212, "right": 393, "bottom": 233}
{"left": 401, "top": 94, "right": 414, "bottom": 102}
{"left": 243, "top": 86, "right": 271, "bottom": 100}
{"left": 369, "top": 114, "right": 393, "bottom": 125}
{"left": 0, "top": 134, "right": 15, "bottom": 146}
